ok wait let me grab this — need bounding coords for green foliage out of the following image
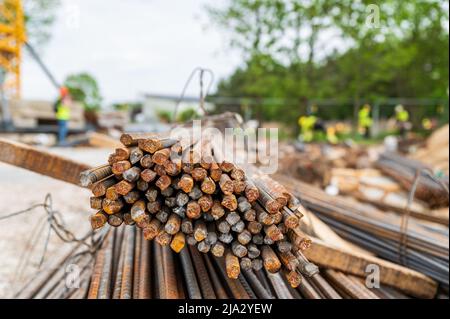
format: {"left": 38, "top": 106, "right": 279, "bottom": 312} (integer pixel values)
{"left": 23, "top": 0, "right": 60, "bottom": 47}
{"left": 64, "top": 73, "right": 102, "bottom": 111}
{"left": 113, "top": 103, "right": 130, "bottom": 111}
{"left": 207, "top": 0, "right": 449, "bottom": 126}
{"left": 113, "top": 103, "right": 142, "bottom": 111}
{"left": 156, "top": 109, "right": 173, "bottom": 123}
{"left": 177, "top": 108, "right": 200, "bottom": 122}
{"left": 156, "top": 108, "right": 200, "bottom": 123}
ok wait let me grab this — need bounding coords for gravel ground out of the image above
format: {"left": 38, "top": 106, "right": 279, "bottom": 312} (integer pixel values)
{"left": 0, "top": 146, "right": 110, "bottom": 298}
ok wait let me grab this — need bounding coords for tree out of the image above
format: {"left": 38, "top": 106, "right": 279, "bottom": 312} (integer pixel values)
{"left": 207, "top": 0, "right": 449, "bottom": 127}
{"left": 206, "top": 1, "right": 287, "bottom": 57}
{"left": 23, "top": 0, "right": 60, "bottom": 47}
{"left": 64, "top": 73, "right": 102, "bottom": 111}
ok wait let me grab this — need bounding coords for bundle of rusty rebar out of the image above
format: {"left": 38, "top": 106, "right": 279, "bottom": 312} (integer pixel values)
{"left": 82, "top": 128, "right": 311, "bottom": 286}
{"left": 275, "top": 174, "right": 449, "bottom": 292}
{"left": 82, "top": 226, "right": 409, "bottom": 299}
{"left": 375, "top": 152, "right": 449, "bottom": 208}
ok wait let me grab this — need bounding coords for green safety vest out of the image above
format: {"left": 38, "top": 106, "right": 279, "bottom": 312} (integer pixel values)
{"left": 56, "top": 103, "right": 71, "bottom": 121}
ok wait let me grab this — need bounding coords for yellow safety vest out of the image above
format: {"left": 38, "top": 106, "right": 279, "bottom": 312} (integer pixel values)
{"left": 358, "top": 109, "right": 372, "bottom": 128}
{"left": 299, "top": 115, "right": 317, "bottom": 142}
{"left": 396, "top": 110, "right": 409, "bottom": 122}
{"left": 299, "top": 116, "right": 317, "bottom": 132}
{"left": 56, "top": 103, "right": 71, "bottom": 121}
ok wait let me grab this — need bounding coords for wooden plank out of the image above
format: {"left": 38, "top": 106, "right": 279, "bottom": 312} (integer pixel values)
{"left": 299, "top": 208, "right": 375, "bottom": 256}
{"left": 88, "top": 132, "right": 122, "bottom": 149}
{"left": 303, "top": 238, "right": 438, "bottom": 299}
{"left": 0, "top": 138, "right": 91, "bottom": 186}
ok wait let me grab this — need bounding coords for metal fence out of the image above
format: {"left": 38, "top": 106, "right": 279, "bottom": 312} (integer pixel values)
{"left": 209, "top": 96, "right": 449, "bottom": 134}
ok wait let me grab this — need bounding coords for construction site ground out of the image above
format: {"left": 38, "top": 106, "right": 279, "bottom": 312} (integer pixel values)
{"left": 0, "top": 145, "right": 110, "bottom": 298}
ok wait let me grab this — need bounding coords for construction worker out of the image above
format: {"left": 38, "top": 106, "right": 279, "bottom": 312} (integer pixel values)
{"left": 298, "top": 105, "right": 318, "bottom": 142}
{"left": 422, "top": 118, "right": 433, "bottom": 131}
{"left": 358, "top": 104, "right": 373, "bottom": 139}
{"left": 395, "top": 104, "right": 409, "bottom": 137}
{"left": 326, "top": 126, "right": 339, "bottom": 145}
{"left": 54, "top": 86, "right": 71, "bottom": 146}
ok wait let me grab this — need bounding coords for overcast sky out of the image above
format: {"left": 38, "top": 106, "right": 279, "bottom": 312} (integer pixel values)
{"left": 22, "top": 0, "right": 241, "bottom": 104}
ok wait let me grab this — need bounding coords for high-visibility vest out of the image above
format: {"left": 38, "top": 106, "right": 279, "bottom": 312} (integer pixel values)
{"left": 299, "top": 115, "right": 317, "bottom": 132}
{"left": 56, "top": 103, "right": 71, "bottom": 121}
{"left": 396, "top": 110, "right": 409, "bottom": 122}
{"left": 358, "top": 108, "right": 372, "bottom": 128}
{"left": 298, "top": 116, "right": 317, "bottom": 142}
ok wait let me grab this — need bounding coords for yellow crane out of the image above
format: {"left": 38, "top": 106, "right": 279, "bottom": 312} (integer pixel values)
{"left": 1, "top": 0, "right": 62, "bottom": 129}
{"left": 0, "top": 0, "right": 26, "bottom": 99}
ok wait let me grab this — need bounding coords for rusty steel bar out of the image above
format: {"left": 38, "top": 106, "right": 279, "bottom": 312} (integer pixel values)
{"left": 162, "top": 246, "right": 180, "bottom": 299}
{"left": 179, "top": 248, "right": 202, "bottom": 299}
{"left": 298, "top": 277, "right": 322, "bottom": 299}
{"left": 212, "top": 256, "right": 250, "bottom": 299}
{"left": 237, "top": 274, "right": 257, "bottom": 299}
{"left": 87, "top": 234, "right": 109, "bottom": 299}
{"left": 153, "top": 241, "right": 167, "bottom": 299}
{"left": 132, "top": 229, "right": 142, "bottom": 298}
{"left": 138, "top": 234, "right": 151, "bottom": 299}
{"left": 310, "top": 273, "right": 342, "bottom": 299}
{"left": 324, "top": 270, "right": 378, "bottom": 299}
{"left": 120, "top": 227, "right": 135, "bottom": 299}
{"left": 174, "top": 253, "right": 187, "bottom": 299}
{"left": 80, "top": 164, "right": 112, "bottom": 187}
{"left": 242, "top": 269, "right": 275, "bottom": 299}
{"left": 203, "top": 254, "right": 229, "bottom": 299}
{"left": 0, "top": 138, "right": 91, "bottom": 186}
{"left": 266, "top": 271, "right": 294, "bottom": 299}
{"left": 188, "top": 246, "right": 216, "bottom": 299}
{"left": 97, "top": 229, "right": 115, "bottom": 299}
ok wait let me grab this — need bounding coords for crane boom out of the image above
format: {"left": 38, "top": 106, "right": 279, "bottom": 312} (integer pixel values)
{"left": 24, "top": 42, "right": 61, "bottom": 90}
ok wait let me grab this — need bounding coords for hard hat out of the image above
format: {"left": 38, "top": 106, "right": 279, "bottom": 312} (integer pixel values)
{"left": 60, "top": 86, "right": 69, "bottom": 97}
{"left": 422, "top": 118, "right": 432, "bottom": 130}
{"left": 363, "top": 104, "right": 371, "bottom": 110}
{"left": 395, "top": 104, "right": 404, "bottom": 112}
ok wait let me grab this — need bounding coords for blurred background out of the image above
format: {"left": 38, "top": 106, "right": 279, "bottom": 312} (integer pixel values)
{"left": 1, "top": 0, "right": 448, "bottom": 140}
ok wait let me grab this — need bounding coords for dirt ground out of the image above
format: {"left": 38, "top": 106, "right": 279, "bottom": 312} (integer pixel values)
{"left": 0, "top": 146, "right": 111, "bottom": 298}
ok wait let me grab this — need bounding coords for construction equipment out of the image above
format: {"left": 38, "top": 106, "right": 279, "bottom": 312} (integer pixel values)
{"left": 1, "top": 0, "right": 71, "bottom": 132}
{"left": 0, "top": 0, "right": 26, "bottom": 128}
{"left": 0, "top": 0, "right": 26, "bottom": 99}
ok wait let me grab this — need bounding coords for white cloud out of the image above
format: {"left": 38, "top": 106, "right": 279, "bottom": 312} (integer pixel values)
{"left": 22, "top": 0, "right": 241, "bottom": 104}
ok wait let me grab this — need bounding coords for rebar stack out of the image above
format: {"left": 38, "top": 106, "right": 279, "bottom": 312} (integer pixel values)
{"left": 81, "top": 226, "right": 409, "bottom": 299}
{"left": 13, "top": 222, "right": 414, "bottom": 299}
{"left": 376, "top": 152, "right": 449, "bottom": 208}
{"left": 275, "top": 174, "right": 449, "bottom": 292}
{"left": 82, "top": 122, "right": 313, "bottom": 286}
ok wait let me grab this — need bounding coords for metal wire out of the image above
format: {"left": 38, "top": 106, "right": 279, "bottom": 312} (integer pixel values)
{"left": 172, "top": 67, "right": 215, "bottom": 123}
{"left": 398, "top": 170, "right": 420, "bottom": 266}
{"left": 397, "top": 166, "right": 449, "bottom": 266}
{"left": 0, "top": 193, "right": 100, "bottom": 267}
